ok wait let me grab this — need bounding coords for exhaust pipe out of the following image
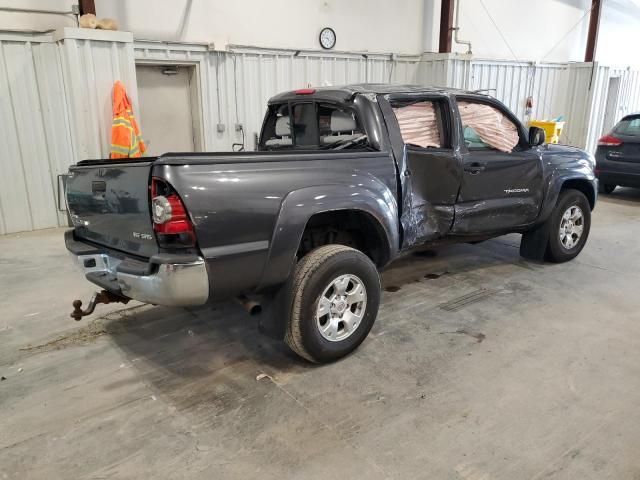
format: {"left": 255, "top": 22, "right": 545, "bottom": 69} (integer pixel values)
{"left": 70, "top": 290, "right": 130, "bottom": 321}
{"left": 235, "top": 295, "right": 262, "bottom": 316}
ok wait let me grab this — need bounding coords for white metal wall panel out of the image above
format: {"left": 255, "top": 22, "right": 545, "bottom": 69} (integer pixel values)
{"left": 0, "top": 38, "right": 71, "bottom": 234}
{"left": 57, "top": 29, "right": 137, "bottom": 160}
{"left": 417, "top": 53, "right": 471, "bottom": 90}
{"left": 471, "top": 60, "right": 532, "bottom": 120}
{"left": 0, "top": 29, "right": 135, "bottom": 235}
{"left": 584, "top": 65, "right": 611, "bottom": 153}
{"left": 562, "top": 63, "right": 594, "bottom": 150}
{"left": 530, "top": 63, "right": 569, "bottom": 121}
{"left": 616, "top": 69, "right": 640, "bottom": 119}
{"left": 561, "top": 63, "right": 612, "bottom": 153}
{"left": 133, "top": 43, "right": 421, "bottom": 152}
{"left": 4, "top": 29, "right": 640, "bottom": 234}
{"left": 470, "top": 60, "right": 569, "bottom": 124}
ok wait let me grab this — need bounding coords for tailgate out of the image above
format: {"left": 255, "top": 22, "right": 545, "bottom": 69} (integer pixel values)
{"left": 66, "top": 160, "right": 158, "bottom": 258}
{"left": 608, "top": 135, "right": 640, "bottom": 163}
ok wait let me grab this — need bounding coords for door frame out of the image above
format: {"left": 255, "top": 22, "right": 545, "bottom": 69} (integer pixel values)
{"left": 134, "top": 59, "right": 205, "bottom": 152}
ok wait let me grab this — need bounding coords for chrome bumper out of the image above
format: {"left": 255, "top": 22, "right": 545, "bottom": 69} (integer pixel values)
{"left": 74, "top": 252, "right": 210, "bottom": 306}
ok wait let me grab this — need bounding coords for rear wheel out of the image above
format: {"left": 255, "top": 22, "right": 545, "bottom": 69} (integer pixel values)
{"left": 599, "top": 183, "right": 616, "bottom": 194}
{"left": 545, "top": 189, "right": 591, "bottom": 263}
{"left": 285, "top": 245, "right": 380, "bottom": 363}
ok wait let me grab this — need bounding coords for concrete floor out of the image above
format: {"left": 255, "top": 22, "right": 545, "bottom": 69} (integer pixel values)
{"left": 2, "top": 189, "right": 640, "bottom": 480}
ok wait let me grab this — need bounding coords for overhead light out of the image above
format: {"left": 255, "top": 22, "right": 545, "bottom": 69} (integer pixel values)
{"left": 162, "top": 67, "right": 178, "bottom": 76}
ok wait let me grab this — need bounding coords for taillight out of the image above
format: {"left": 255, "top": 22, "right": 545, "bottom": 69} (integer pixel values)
{"left": 150, "top": 177, "right": 196, "bottom": 248}
{"left": 598, "top": 134, "right": 622, "bottom": 146}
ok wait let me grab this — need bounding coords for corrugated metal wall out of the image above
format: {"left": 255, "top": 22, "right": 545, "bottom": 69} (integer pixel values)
{"left": 0, "top": 28, "right": 137, "bottom": 235}
{"left": 3, "top": 28, "right": 640, "bottom": 235}
{"left": 417, "top": 53, "right": 472, "bottom": 90}
{"left": 471, "top": 60, "right": 569, "bottom": 124}
{"left": 0, "top": 34, "right": 71, "bottom": 234}
{"left": 470, "top": 59, "right": 640, "bottom": 151}
{"left": 57, "top": 28, "right": 138, "bottom": 160}
{"left": 134, "top": 42, "right": 422, "bottom": 152}
{"left": 614, "top": 68, "right": 640, "bottom": 119}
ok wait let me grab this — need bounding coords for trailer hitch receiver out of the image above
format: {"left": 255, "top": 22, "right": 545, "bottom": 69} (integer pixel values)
{"left": 70, "top": 290, "right": 130, "bottom": 321}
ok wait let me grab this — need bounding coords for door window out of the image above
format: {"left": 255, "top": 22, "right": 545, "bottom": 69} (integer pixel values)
{"left": 392, "top": 101, "right": 444, "bottom": 148}
{"left": 458, "top": 100, "right": 519, "bottom": 153}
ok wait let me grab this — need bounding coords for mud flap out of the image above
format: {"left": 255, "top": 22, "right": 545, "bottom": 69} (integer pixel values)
{"left": 519, "top": 218, "right": 552, "bottom": 260}
{"left": 258, "top": 275, "right": 294, "bottom": 340}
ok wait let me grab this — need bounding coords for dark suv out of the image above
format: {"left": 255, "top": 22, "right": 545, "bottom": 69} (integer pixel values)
{"left": 596, "top": 114, "right": 640, "bottom": 193}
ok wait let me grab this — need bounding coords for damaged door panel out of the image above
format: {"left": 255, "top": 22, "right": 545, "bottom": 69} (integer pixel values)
{"left": 402, "top": 146, "right": 459, "bottom": 243}
{"left": 379, "top": 94, "right": 462, "bottom": 247}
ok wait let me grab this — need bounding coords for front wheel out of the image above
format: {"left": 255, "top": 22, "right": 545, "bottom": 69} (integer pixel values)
{"left": 545, "top": 189, "right": 591, "bottom": 263}
{"left": 285, "top": 245, "right": 381, "bottom": 363}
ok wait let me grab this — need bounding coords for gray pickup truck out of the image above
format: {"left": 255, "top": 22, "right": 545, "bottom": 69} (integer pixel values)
{"left": 65, "top": 84, "right": 597, "bottom": 363}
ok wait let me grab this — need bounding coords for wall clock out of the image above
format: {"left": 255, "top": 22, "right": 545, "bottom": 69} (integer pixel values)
{"left": 319, "top": 27, "right": 336, "bottom": 50}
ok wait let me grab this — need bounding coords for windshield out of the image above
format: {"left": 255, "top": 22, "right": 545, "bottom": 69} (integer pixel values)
{"left": 260, "top": 102, "right": 370, "bottom": 151}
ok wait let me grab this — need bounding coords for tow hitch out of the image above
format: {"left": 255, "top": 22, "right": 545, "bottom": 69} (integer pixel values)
{"left": 70, "top": 290, "right": 130, "bottom": 321}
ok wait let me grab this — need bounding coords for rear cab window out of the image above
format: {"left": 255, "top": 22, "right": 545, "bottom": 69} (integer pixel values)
{"left": 614, "top": 116, "right": 640, "bottom": 136}
{"left": 260, "top": 101, "right": 370, "bottom": 151}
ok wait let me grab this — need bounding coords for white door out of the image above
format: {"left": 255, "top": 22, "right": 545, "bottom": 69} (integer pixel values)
{"left": 136, "top": 65, "right": 200, "bottom": 156}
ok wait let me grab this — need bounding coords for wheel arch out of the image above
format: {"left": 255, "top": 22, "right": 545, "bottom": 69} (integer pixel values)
{"left": 560, "top": 178, "right": 596, "bottom": 210}
{"left": 256, "top": 183, "right": 399, "bottom": 292}
{"left": 297, "top": 208, "right": 393, "bottom": 266}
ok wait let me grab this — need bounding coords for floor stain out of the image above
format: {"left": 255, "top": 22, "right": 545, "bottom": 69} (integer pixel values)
{"left": 19, "top": 305, "right": 147, "bottom": 354}
{"left": 439, "top": 329, "right": 486, "bottom": 343}
{"left": 425, "top": 271, "right": 449, "bottom": 280}
{"left": 385, "top": 286, "right": 401, "bottom": 293}
{"left": 456, "top": 329, "right": 486, "bottom": 343}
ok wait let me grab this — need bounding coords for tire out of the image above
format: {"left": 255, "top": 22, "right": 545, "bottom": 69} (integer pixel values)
{"left": 285, "top": 245, "right": 381, "bottom": 363}
{"left": 545, "top": 189, "right": 591, "bottom": 263}
{"left": 599, "top": 183, "right": 616, "bottom": 194}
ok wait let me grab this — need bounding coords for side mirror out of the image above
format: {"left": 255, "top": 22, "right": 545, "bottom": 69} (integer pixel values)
{"left": 529, "top": 126, "right": 546, "bottom": 146}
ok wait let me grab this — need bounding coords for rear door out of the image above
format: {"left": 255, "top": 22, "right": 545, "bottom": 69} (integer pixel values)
{"left": 452, "top": 96, "right": 544, "bottom": 233}
{"left": 66, "top": 160, "right": 158, "bottom": 258}
{"left": 380, "top": 94, "right": 462, "bottom": 247}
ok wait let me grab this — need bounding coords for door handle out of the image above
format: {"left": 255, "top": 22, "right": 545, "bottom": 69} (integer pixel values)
{"left": 464, "top": 162, "right": 486, "bottom": 174}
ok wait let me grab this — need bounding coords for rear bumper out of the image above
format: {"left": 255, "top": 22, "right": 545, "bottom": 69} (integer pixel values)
{"left": 65, "top": 230, "right": 209, "bottom": 306}
{"left": 596, "top": 170, "right": 640, "bottom": 188}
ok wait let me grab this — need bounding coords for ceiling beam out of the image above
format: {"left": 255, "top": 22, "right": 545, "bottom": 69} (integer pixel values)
{"left": 585, "top": 0, "right": 602, "bottom": 62}
{"left": 439, "top": 0, "right": 455, "bottom": 53}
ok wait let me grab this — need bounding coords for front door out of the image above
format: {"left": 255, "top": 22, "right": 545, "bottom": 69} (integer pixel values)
{"left": 452, "top": 97, "right": 544, "bottom": 234}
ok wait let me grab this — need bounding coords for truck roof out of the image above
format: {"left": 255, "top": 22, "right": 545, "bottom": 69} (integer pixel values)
{"left": 268, "top": 83, "right": 487, "bottom": 104}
